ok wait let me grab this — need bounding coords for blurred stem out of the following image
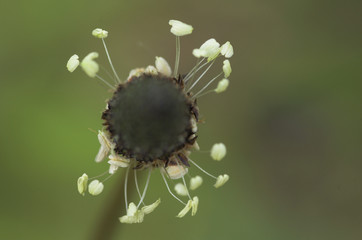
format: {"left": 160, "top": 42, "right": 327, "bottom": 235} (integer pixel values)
{"left": 88, "top": 171, "right": 136, "bottom": 240}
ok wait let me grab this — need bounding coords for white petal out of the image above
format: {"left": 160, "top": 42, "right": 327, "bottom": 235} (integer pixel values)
{"left": 169, "top": 20, "right": 193, "bottom": 36}
{"left": 214, "top": 79, "right": 229, "bottom": 94}
{"left": 67, "top": 54, "right": 79, "bottom": 72}
{"left": 176, "top": 200, "right": 192, "bottom": 218}
{"left": 142, "top": 198, "right": 161, "bottom": 215}
{"left": 214, "top": 174, "right": 230, "bottom": 188}
{"left": 189, "top": 176, "right": 203, "bottom": 190}
{"left": 77, "top": 173, "right": 88, "bottom": 196}
{"left": 80, "top": 52, "right": 99, "bottom": 78}
{"left": 92, "top": 28, "right": 108, "bottom": 38}
{"left": 220, "top": 41, "right": 234, "bottom": 58}
{"left": 191, "top": 196, "right": 199, "bottom": 216}
{"left": 222, "top": 60, "right": 232, "bottom": 78}
{"left": 155, "top": 57, "right": 172, "bottom": 77}
{"left": 88, "top": 180, "right": 104, "bottom": 196}
{"left": 174, "top": 183, "right": 188, "bottom": 196}
{"left": 210, "top": 143, "right": 227, "bottom": 161}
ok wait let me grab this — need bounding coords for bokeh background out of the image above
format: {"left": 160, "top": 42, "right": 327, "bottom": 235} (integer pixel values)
{"left": 1, "top": 0, "right": 361, "bottom": 239}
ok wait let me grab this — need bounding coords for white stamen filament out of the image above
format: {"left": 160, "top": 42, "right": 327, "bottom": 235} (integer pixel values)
{"left": 95, "top": 74, "right": 116, "bottom": 90}
{"left": 101, "top": 38, "right": 121, "bottom": 83}
{"left": 88, "top": 170, "right": 108, "bottom": 180}
{"left": 137, "top": 169, "right": 152, "bottom": 208}
{"left": 134, "top": 170, "right": 145, "bottom": 206}
{"left": 187, "top": 60, "right": 215, "bottom": 92}
{"left": 184, "top": 59, "right": 209, "bottom": 83}
{"left": 188, "top": 159, "right": 217, "bottom": 179}
{"left": 181, "top": 175, "right": 192, "bottom": 200}
{"left": 184, "top": 58, "right": 205, "bottom": 82}
{"left": 161, "top": 171, "right": 186, "bottom": 205}
{"left": 173, "top": 36, "right": 181, "bottom": 78}
{"left": 100, "top": 65, "right": 117, "bottom": 84}
{"left": 192, "top": 72, "right": 223, "bottom": 99}
{"left": 124, "top": 166, "right": 130, "bottom": 209}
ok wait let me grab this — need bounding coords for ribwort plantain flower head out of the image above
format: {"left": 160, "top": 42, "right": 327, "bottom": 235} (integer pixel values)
{"left": 69, "top": 20, "right": 234, "bottom": 223}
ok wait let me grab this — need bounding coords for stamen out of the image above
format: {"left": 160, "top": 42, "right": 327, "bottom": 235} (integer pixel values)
{"left": 89, "top": 170, "right": 108, "bottom": 180}
{"left": 173, "top": 36, "right": 181, "bottom": 78}
{"left": 160, "top": 171, "right": 186, "bottom": 205}
{"left": 137, "top": 169, "right": 152, "bottom": 208}
{"left": 100, "top": 65, "right": 117, "bottom": 84}
{"left": 181, "top": 175, "right": 192, "bottom": 200}
{"left": 101, "top": 38, "right": 121, "bottom": 83}
{"left": 187, "top": 60, "right": 215, "bottom": 92}
{"left": 184, "top": 59, "right": 208, "bottom": 83}
{"left": 192, "top": 72, "right": 223, "bottom": 99}
{"left": 95, "top": 74, "right": 116, "bottom": 90}
{"left": 184, "top": 58, "right": 205, "bottom": 82}
{"left": 101, "top": 173, "right": 113, "bottom": 183}
{"left": 124, "top": 166, "right": 130, "bottom": 209}
{"left": 134, "top": 170, "right": 145, "bottom": 206}
{"left": 188, "top": 159, "right": 217, "bottom": 179}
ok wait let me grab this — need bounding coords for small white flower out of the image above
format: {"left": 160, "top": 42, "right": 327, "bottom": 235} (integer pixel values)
{"left": 145, "top": 65, "right": 158, "bottom": 75}
{"left": 220, "top": 41, "right": 234, "bottom": 58}
{"left": 222, "top": 60, "right": 232, "bottom": 78}
{"left": 174, "top": 183, "right": 188, "bottom": 196}
{"left": 92, "top": 28, "right": 108, "bottom": 38}
{"left": 165, "top": 164, "right": 188, "bottom": 180}
{"left": 193, "top": 38, "right": 220, "bottom": 61}
{"left": 67, "top": 54, "right": 79, "bottom": 72}
{"left": 214, "top": 79, "right": 229, "bottom": 93}
{"left": 191, "top": 196, "right": 199, "bottom": 216}
{"left": 177, "top": 199, "right": 192, "bottom": 218}
{"left": 214, "top": 174, "right": 229, "bottom": 188}
{"left": 141, "top": 198, "right": 161, "bottom": 214}
{"left": 108, "top": 153, "right": 130, "bottom": 174}
{"left": 155, "top": 57, "right": 172, "bottom": 77}
{"left": 80, "top": 52, "right": 99, "bottom": 78}
{"left": 210, "top": 143, "right": 227, "bottom": 161}
{"left": 95, "top": 130, "right": 112, "bottom": 163}
{"left": 169, "top": 20, "right": 193, "bottom": 36}
{"left": 88, "top": 180, "right": 104, "bottom": 196}
{"left": 77, "top": 173, "right": 88, "bottom": 196}
{"left": 119, "top": 202, "right": 145, "bottom": 224}
{"left": 190, "top": 176, "right": 203, "bottom": 190}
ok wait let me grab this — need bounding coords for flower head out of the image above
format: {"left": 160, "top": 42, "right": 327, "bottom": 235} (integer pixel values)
{"left": 71, "top": 19, "right": 233, "bottom": 224}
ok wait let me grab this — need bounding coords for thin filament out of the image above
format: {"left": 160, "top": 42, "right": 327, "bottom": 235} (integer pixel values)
{"left": 181, "top": 175, "right": 192, "bottom": 200}
{"left": 193, "top": 72, "right": 223, "bottom": 98}
{"left": 134, "top": 170, "right": 145, "bottom": 206}
{"left": 137, "top": 169, "right": 152, "bottom": 208}
{"left": 101, "top": 38, "right": 121, "bottom": 83}
{"left": 184, "top": 58, "right": 205, "bottom": 82}
{"left": 160, "top": 171, "right": 186, "bottom": 205}
{"left": 173, "top": 36, "right": 180, "bottom": 78}
{"left": 188, "top": 159, "right": 217, "bottom": 179}
{"left": 95, "top": 74, "right": 116, "bottom": 90}
{"left": 187, "top": 60, "right": 215, "bottom": 92}
{"left": 124, "top": 166, "right": 130, "bottom": 209}
{"left": 184, "top": 59, "right": 208, "bottom": 83}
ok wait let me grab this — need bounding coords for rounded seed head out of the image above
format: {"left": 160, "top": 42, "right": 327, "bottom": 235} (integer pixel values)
{"left": 103, "top": 74, "right": 194, "bottom": 162}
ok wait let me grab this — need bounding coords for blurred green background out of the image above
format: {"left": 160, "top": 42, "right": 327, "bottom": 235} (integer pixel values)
{"left": 1, "top": 0, "right": 361, "bottom": 239}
